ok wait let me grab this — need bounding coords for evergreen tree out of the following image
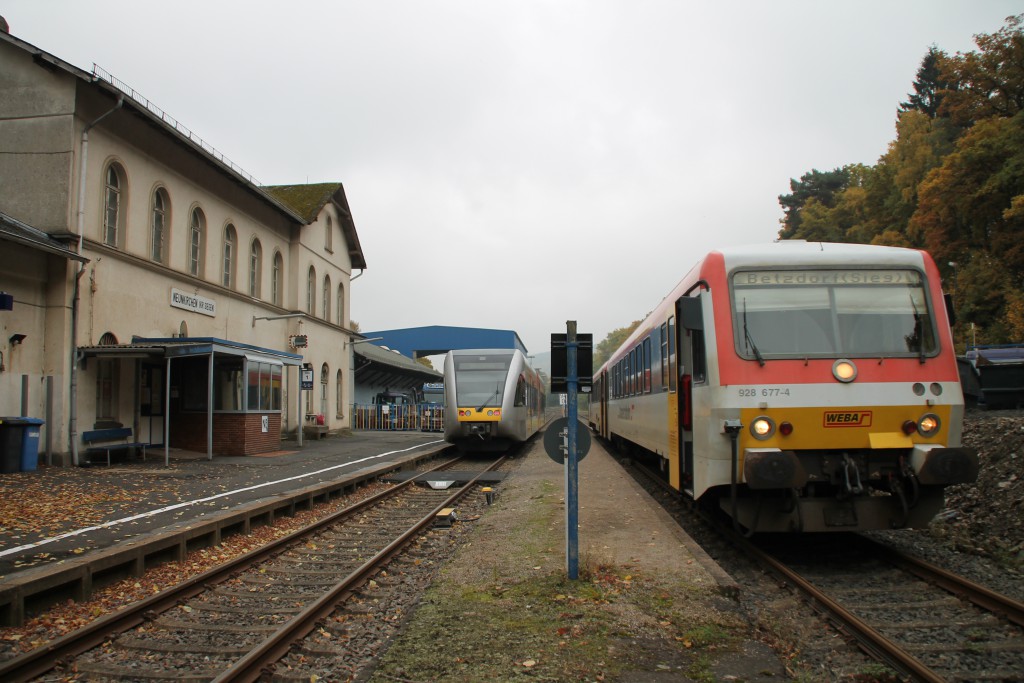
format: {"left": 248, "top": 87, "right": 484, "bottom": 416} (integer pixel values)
{"left": 900, "top": 47, "right": 950, "bottom": 118}
{"left": 777, "top": 167, "right": 851, "bottom": 239}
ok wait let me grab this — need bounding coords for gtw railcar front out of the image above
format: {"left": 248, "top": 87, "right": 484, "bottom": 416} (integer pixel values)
{"left": 443, "top": 349, "right": 545, "bottom": 452}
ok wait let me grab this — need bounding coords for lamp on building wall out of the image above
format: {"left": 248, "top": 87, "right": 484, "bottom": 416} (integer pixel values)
{"left": 8, "top": 333, "right": 26, "bottom": 345}
{"left": 344, "top": 336, "right": 383, "bottom": 348}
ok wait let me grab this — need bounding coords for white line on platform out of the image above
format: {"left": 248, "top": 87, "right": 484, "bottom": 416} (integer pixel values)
{"left": 0, "top": 440, "right": 444, "bottom": 560}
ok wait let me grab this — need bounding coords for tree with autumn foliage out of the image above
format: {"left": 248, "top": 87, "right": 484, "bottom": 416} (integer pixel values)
{"left": 779, "top": 14, "right": 1024, "bottom": 348}
{"left": 593, "top": 320, "right": 643, "bottom": 370}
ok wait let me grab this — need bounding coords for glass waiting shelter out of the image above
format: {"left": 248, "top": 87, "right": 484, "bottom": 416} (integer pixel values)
{"left": 78, "top": 337, "right": 303, "bottom": 464}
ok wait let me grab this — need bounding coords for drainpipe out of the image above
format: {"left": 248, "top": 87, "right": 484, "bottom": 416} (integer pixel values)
{"left": 69, "top": 95, "right": 123, "bottom": 466}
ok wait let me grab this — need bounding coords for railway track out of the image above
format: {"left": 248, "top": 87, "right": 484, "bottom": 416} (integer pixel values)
{"left": 754, "top": 534, "right": 1024, "bottom": 682}
{"left": 0, "top": 454, "right": 505, "bottom": 682}
{"left": 624, "top": 456, "right": 1024, "bottom": 681}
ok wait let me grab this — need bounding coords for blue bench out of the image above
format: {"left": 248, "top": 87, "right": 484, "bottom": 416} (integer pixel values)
{"left": 82, "top": 428, "right": 150, "bottom": 466}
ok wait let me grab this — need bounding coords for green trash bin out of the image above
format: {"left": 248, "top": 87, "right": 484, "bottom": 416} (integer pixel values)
{"left": 19, "top": 418, "right": 44, "bottom": 471}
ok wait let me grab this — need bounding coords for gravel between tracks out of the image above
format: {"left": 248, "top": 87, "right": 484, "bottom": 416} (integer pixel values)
{"left": 368, "top": 439, "right": 785, "bottom": 683}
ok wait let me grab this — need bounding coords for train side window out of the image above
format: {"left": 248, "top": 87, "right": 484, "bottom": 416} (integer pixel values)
{"left": 514, "top": 375, "right": 527, "bottom": 407}
{"left": 668, "top": 316, "right": 677, "bottom": 392}
{"left": 660, "top": 322, "right": 669, "bottom": 389}
{"left": 629, "top": 349, "right": 636, "bottom": 395}
{"left": 643, "top": 337, "right": 652, "bottom": 393}
{"left": 636, "top": 344, "right": 642, "bottom": 395}
{"left": 692, "top": 330, "right": 707, "bottom": 384}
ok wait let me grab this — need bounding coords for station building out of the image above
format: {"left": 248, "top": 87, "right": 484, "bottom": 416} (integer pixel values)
{"left": 0, "top": 26, "right": 366, "bottom": 463}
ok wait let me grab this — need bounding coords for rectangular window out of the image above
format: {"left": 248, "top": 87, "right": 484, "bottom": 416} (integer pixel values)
{"left": 272, "top": 365, "right": 282, "bottom": 410}
{"left": 243, "top": 361, "right": 283, "bottom": 411}
{"left": 214, "top": 359, "right": 244, "bottom": 411}
{"left": 643, "top": 337, "right": 652, "bottom": 393}
{"left": 622, "top": 352, "right": 630, "bottom": 395}
{"left": 104, "top": 189, "right": 118, "bottom": 246}
{"left": 660, "top": 322, "right": 669, "bottom": 388}
{"left": 96, "top": 358, "right": 116, "bottom": 419}
{"left": 152, "top": 212, "right": 165, "bottom": 262}
{"left": 190, "top": 228, "right": 201, "bottom": 276}
{"left": 692, "top": 330, "right": 707, "bottom": 384}
{"left": 668, "top": 316, "right": 676, "bottom": 392}
{"left": 732, "top": 269, "right": 936, "bottom": 358}
{"left": 247, "top": 362, "right": 260, "bottom": 410}
{"left": 223, "top": 242, "right": 233, "bottom": 287}
{"left": 453, "top": 352, "right": 513, "bottom": 407}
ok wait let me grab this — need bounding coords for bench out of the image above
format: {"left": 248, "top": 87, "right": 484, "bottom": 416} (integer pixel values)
{"left": 82, "top": 428, "right": 150, "bottom": 466}
{"left": 303, "top": 424, "right": 329, "bottom": 440}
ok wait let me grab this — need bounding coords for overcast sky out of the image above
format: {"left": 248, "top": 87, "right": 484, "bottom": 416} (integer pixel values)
{"left": 3, "top": 1, "right": 1019, "bottom": 359}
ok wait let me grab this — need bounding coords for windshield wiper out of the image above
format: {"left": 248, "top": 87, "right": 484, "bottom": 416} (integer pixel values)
{"left": 743, "top": 299, "right": 765, "bottom": 366}
{"left": 478, "top": 382, "right": 502, "bottom": 412}
{"left": 909, "top": 294, "right": 927, "bottom": 364}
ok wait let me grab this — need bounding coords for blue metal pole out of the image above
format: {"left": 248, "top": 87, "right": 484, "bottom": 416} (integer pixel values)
{"left": 566, "top": 321, "right": 579, "bottom": 580}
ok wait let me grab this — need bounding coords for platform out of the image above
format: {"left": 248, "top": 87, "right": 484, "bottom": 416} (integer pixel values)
{"left": 0, "top": 431, "right": 446, "bottom": 624}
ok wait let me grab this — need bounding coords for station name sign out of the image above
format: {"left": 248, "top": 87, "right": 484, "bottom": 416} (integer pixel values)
{"left": 170, "top": 288, "right": 216, "bottom": 317}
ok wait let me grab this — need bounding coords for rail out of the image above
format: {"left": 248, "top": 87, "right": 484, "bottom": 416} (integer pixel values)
{"left": 0, "top": 455, "right": 476, "bottom": 681}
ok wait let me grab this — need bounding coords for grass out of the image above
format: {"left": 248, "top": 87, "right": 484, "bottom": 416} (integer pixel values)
{"left": 369, "top": 468, "right": 749, "bottom": 682}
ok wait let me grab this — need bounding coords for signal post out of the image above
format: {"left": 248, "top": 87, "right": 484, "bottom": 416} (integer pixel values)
{"left": 549, "top": 322, "right": 592, "bottom": 580}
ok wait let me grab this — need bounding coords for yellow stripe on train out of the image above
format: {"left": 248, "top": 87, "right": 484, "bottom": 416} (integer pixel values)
{"left": 456, "top": 408, "right": 502, "bottom": 422}
{"left": 737, "top": 405, "right": 953, "bottom": 450}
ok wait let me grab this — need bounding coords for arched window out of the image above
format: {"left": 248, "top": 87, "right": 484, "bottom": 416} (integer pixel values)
{"left": 320, "top": 363, "right": 329, "bottom": 418}
{"left": 325, "top": 215, "right": 333, "bottom": 252}
{"left": 150, "top": 188, "right": 169, "bottom": 263}
{"left": 337, "top": 283, "right": 345, "bottom": 327}
{"left": 271, "top": 251, "right": 283, "bottom": 306}
{"left": 336, "top": 369, "right": 344, "bottom": 419}
{"left": 306, "top": 266, "right": 316, "bottom": 315}
{"left": 322, "top": 275, "right": 331, "bottom": 321}
{"left": 103, "top": 163, "right": 125, "bottom": 247}
{"left": 222, "top": 224, "right": 237, "bottom": 288}
{"left": 249, "top": 239, "right": 263, "bottom": 298}
{"left": 188, "top": 208, "right": 206, "bottom": 277}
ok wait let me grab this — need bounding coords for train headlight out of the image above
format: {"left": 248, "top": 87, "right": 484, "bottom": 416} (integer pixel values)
{"left": 918, "top": 413, "right": 941, "bottom": 436}
{"left": 750, "top": 416, "right": 776, "bottom": 440}
{"left": 832, "top": 359, "right": 857, "bottom": 383}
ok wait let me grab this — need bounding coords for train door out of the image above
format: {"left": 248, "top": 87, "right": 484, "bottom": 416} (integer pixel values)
{"left": 676, "top": 295, "right": 705, "bottom": 496}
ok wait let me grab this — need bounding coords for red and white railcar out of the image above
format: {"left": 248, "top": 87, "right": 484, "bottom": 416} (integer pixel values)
{"left": 591, "top": 241, "right": 978, "bottom": 532}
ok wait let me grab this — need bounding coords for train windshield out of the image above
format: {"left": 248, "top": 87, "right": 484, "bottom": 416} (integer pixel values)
{"left": 454, "top": 353, "right": 514, "bottom": 407}
{"left": 731, "top": 269, "right": 937, "bottom": 359}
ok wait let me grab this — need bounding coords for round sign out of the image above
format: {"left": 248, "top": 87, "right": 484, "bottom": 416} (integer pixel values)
{"left": 543, "top": 417, "right": 591, "bottom": 464}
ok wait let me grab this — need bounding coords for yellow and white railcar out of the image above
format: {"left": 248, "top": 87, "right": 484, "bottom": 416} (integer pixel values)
{"left": 591, "top": 241, "right": 978, "bottom": 533}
